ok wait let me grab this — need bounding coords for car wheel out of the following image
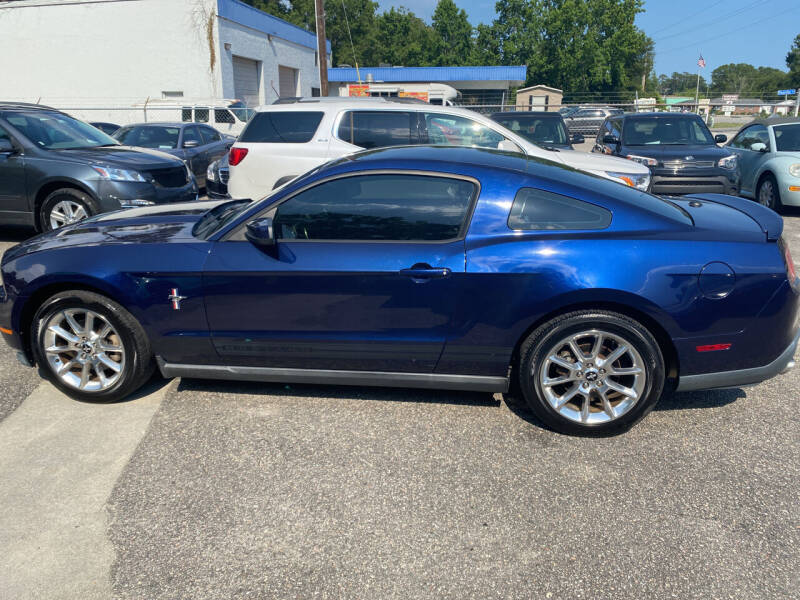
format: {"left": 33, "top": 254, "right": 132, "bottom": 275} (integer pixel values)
{"left": 40, "top": 188, "right": 97, "bottom": 231}
{"left": 757, "top": 174, "right": 783, "bottom": 213}
{"left": 31, "top": 290, "right": 155, "bottom": 402}
{"left": 512, "top": 310, "right": 665, "bottom": 436}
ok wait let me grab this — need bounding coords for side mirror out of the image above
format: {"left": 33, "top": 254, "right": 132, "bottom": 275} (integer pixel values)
{"left": 751, "top": 142, "right": 768, "bottom": 152}
{"left": 0, "top": 139, "right": 15, "bottom": 154}
{"left": 602, "top": 134, "right": 619, "bottom": 145}
{"left": 714, "top": 134, "right": 728, "bottom": 143}
{"left": 245, "top": 217, "right": 275, "bottom": 247}
{"left": 571, "top": 133, "right": 585, "bottom": 144}
{"left": 183, "top": 139, "right": 200, "bottom": 149}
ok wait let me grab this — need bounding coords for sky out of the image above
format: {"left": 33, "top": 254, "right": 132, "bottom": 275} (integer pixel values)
{"left": 377, "top": 0, "right": 799, "bottom": 76}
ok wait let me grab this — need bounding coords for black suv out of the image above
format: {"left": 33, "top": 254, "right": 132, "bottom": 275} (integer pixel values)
{"left": 0, "top": 103, "right": 198, "bottom": 231}
{"left": 563, "top": 106, "right": 624, "bottom": 136}
{"left": 593, "top": 112, "right": 739, "bottom": 195}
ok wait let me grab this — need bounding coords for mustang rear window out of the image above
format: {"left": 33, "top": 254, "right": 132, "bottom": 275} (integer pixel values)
{"left": 239, "top": 111, "right": 323, "bottom": 143}
{"left": 508, "top": 188, "right": 612, "bottom": 231}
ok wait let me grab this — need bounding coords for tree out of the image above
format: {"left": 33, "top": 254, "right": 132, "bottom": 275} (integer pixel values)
{"left": 430, "top": 0, "right": 474, "bottom": 67}
{"left": 373, "top": 8, "right": 436, "bottom": 66}
{"left": 658, "top": 72, "right": 707, "bottom": 96}
{"left": 787, "top": 34, "right": 800, "bottom": 88}
{"left": 710, "top": 63, "right": 758, "bottom": 95}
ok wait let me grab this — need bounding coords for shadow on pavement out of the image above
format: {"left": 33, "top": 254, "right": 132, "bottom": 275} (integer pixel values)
{"left": 0, "top": 225, "right": 36, "bottom": 243}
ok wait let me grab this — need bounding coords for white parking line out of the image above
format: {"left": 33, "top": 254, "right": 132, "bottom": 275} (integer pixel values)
{"left": 0, "top": 379, "right": 170, "bottom": 599}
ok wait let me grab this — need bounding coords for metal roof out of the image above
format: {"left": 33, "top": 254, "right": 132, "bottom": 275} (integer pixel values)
{"left": 328, "top": 66, "right": 527, "bottom": 83}
{"left": 217, "top": 0, "right": 331, "bottom": 53}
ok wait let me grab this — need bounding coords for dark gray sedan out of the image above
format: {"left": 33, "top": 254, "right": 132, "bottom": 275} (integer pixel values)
{"left": 114, "top": 122, "right": 233, "bottom": 188}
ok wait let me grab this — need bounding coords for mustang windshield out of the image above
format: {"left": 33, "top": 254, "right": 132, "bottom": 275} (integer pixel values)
{"left": 193, "top": 200, "right": 252, "bottom": 239}
{"left": 773, "top": 124, "right": 800, "bottom": 152}
{"left": 623, "top": 117, "right": 715, "bottom": 146}
{"left": 5, "top": 111, "right": 120, "bottom": 150}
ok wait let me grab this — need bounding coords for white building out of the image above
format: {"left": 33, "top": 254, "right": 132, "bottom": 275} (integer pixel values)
{"left": 0, "top": 0, "right": 330, "bottom": 126}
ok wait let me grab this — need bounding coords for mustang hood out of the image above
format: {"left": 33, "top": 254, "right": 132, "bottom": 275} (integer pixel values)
{"left": 2, "top": 200, "right": 227, "bottom": 263}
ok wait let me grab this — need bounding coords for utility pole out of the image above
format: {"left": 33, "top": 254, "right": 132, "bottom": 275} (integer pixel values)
{"left": 314, "top": 0, "right": 328, "bottom": 97}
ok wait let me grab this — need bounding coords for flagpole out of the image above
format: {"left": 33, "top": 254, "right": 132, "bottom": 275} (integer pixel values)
{"left": 695, "top": 53, "right": 701, "bottom": 115}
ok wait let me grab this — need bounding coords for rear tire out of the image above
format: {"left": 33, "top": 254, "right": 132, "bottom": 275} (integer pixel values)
{"left": 31, "top": 290, "right": 154, "bottom": 402}
{"left": 507, "top": 310, "right": 665, "bottom": 436}
{"left": 40, "top": 188, "right": 97, "bottom": 231}
{"left": 757, "top": 174, "right": 783, "bottom": 213}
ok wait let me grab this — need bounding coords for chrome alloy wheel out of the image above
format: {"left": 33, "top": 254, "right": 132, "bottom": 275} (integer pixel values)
{"left": 42, "top": 309, "right": 125, "bottom": 391}
{"left": 49, "top": 200, "right": 88, "bottom": 229}
{"left": 538, "top": 329, "right": 646, "bottom": 425}
{"left": 758, "top": 179, "right": 776, "bottom": 209}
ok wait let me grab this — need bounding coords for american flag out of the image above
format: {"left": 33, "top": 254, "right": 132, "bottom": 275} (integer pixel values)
{"left": 698, "top": 54, "right": 706, "bottom": 68}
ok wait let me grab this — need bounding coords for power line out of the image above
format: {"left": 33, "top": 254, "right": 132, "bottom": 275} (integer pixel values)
{"left": 648, "top": 0, "right": 727, "bottom": 36}
{"left": 656, "top": 5, "right": 800, "bottom": 57}
{"left": 653, "top": 0, "right": 770, "bottom": 42}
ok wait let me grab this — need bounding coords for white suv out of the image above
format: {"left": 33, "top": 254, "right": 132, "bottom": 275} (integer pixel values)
{"left": 227, "top": 97, "right": 650, "bottom": 199}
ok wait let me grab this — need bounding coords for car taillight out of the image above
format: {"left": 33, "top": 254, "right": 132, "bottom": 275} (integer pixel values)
{"left": 783, "top": 240, "right": 798, "bottom": 287}
{"left": 229, "top": 147, "right": 248, "bottom": 166}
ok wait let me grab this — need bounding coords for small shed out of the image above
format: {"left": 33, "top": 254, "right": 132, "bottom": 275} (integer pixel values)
{"left": 515, "top": 85, "right": 563, "bottom": 111}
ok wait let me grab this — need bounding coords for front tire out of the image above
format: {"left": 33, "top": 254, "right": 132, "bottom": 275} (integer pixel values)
{"left": 31, "top": 290, "right": 154, "bottom": 402}
{"left": 40, "top": 188, "right": 97, "bottom": 231}
{"left": 510, "top": 310, "right": 665, "bottom": 436}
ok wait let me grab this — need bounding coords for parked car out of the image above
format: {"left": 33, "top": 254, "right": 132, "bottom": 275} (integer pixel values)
{"left": 563, "top": 106, "right": 624, "bottom": 136}
{"left": 2, "top": 146, "right": 797, "bottom": 436}
{"left": 490, "top": 111, "right": 585, "bottom": 149}
{"left": 0, "top": 103, "right": 197, "bottom": 231}
{"left": 113, "top": 122, "right": 233, "bottom": 189}
{"left": 227, "top": 97, "right": 650, "bottom": 199}
{"left": 206, "top": 154, "right": 229, "bottom": 199}
{"left": 89, "top": 122, "right": 120, "bottom": 136}
{"left": 726, "top": 117, "right": 800, "bottom": 212}
{"left": 593, "top": 112, "right": 739, "bottom": 196}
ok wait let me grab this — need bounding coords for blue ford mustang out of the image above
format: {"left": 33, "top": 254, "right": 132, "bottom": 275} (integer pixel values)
{"left": 1, "top": 146, "right": 798, "bottom": 435}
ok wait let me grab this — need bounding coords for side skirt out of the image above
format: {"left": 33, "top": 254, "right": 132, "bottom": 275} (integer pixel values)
{"left": 156, "top": 358, "right": 510, "bottom": 393}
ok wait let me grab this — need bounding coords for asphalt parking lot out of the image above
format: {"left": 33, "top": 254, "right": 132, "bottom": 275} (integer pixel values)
{"left": 0, "top": 212, "right": 798, "bottom": 599}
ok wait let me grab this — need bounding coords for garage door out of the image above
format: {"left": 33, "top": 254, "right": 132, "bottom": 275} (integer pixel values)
{"left": 232, "top": 56, "right": 260, "bottom": 107}
{"left": 278, "top": 65, "right": 298, "bottom": 98}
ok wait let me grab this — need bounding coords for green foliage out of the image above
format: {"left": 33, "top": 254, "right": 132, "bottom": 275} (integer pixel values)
{"left": 658, "top": 72, "right": 708, "bottom": 96}
{"left": 709, "top": 63, "right": 790, "bottom": 96}
{"left": 787, "top": 34, "right": 800, "bottom": 88}
{"left": 431, "top": 0, "right": 474, "bottom": 66}
{"left": 373, "top": 8, "right": 436, "bottom": 67}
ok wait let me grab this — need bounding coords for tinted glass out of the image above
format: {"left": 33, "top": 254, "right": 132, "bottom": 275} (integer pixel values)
{"left": 116, "top": 126, "right": 180, "bottom": 149}
{"left": 214, "top": 109, "right": 235, "bottom": 124}
{"left": 337, "top": 111, "right": 414, "bottom": 148}
{"left": 492, "top": 115, "right": 568, "bottom": 146}
{"left": 182, "top": 126, "right": 202, "bottom": 147}
{"left": 508, "top": 188, "right": 612, "bottom": 231}
{"left": 774, "top": 124, "right": 800, "bottom": 151}
{"left": 274, "top": 174, "right": 475, "bottom": 241}
{"left": 0, "top": 125, "right": 11, "bottom": 143}
{"left": 240, "top": 111, "right": 323, "bottom": 143}
{"left": 199, "top": 126, "right": 221, "bottom": 144}
{"left": 7, "top": 111, "right": 118, "bottom": 149}
{"left": 424, "top": 113, "right": 504, "bottom": 148}
{"left": 622, "top": 117, "right": 714, "bottom": 145}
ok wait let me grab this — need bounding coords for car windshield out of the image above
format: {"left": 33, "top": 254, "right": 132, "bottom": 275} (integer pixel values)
{"left": 114, "top": 126, "right": 180, "bottom": 149}
{"left": 5, "top": 111, "right": 119, "bottom": 150}
{"left": 193, "top": 200, "right": 253, "bottom": 239}
{"left": 623, "top": 116, "right": 715, "bottom": 146}
{"left": 773, "top": 124, "right": 800, "bottom": 152}
{"left": 493, "top": 116, "right": 569, "bottom": 146}
{"left": 229, "top": 101, "right": 255, "bottom": 123}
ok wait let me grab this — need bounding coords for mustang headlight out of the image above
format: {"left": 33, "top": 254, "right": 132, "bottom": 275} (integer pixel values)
{"left": 718, "top": 155, "right": 738, "bottom": 170}
{"left": 625, "top": 154, "right": 658, "bottom": 167}
{"left": 789, "top": 163, "right": 800, "bottom": 178}
{"left": 91, "top": 165, "right": 148, "bottom": 182}
{"left": 606, "top": 171, "right": 651, "bottom": 191}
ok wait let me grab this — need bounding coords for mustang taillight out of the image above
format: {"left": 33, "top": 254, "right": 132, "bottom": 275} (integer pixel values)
{"left": 229, "top": 147, "right": 249, "bottom": 166}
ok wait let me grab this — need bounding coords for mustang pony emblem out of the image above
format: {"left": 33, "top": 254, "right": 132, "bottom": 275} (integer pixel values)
{"left": 168, "top": 288, "right": 187, "bottom": 310}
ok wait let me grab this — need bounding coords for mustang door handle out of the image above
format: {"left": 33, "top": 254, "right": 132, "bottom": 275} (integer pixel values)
{"left": 400, "top": 265, "right": 451, "bottom": 280}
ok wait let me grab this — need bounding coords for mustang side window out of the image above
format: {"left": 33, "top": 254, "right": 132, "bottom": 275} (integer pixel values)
{"left": 273, "top": 174, "right": 476, "bottom": 242}
{"left": 508, "top": 188, "right": 611, "bottom": 231}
